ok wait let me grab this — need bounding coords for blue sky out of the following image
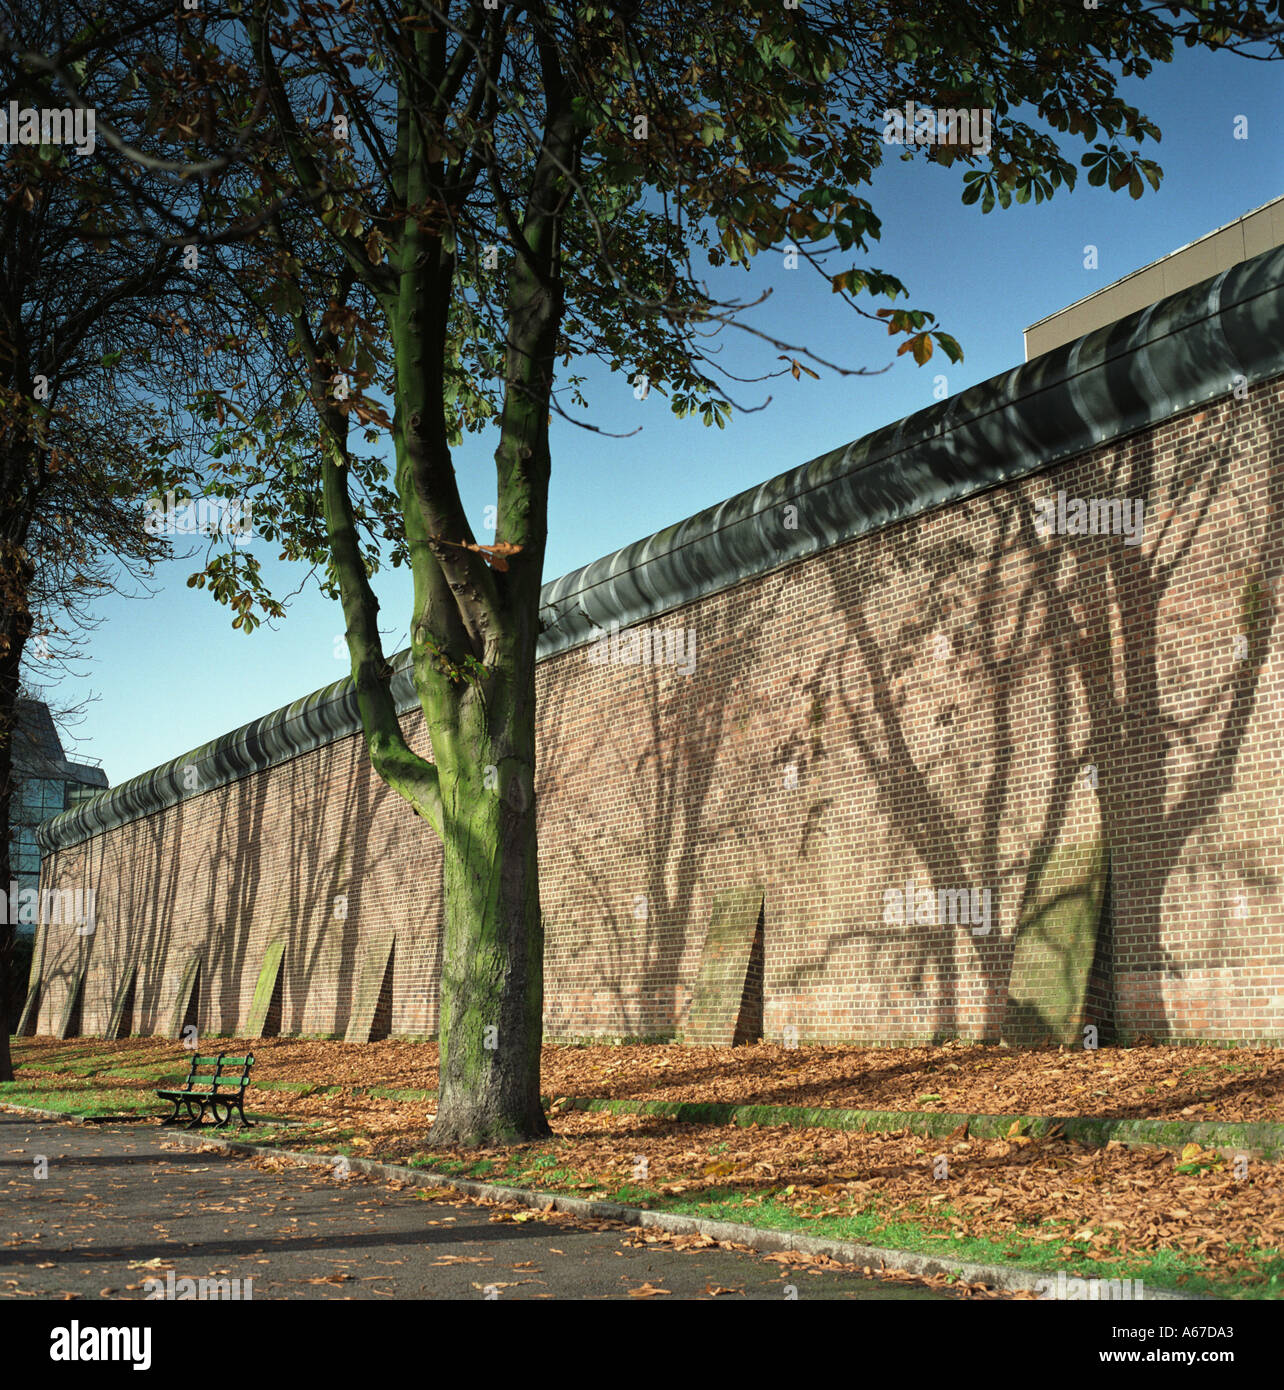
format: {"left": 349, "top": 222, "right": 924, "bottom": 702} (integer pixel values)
{"left": 34, "top": 45, "right": 1284, "bottom": 783}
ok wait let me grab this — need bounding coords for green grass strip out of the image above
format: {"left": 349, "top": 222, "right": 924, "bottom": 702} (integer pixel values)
{"left": 395, "top": 1148, "right": 1283, "bottom": 1299}
{"left": 0, "top": 1085, "right": 156, "bottom": 1116}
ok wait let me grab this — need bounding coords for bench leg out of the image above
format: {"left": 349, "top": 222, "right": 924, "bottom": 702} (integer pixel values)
{"left": 158, "top": 1098, "right": 184, "bottom": 1126}
{"left": 210, "top": 1098, "right": 253, "bottom": 1129}
{"left": 183, "top": 1099, "right": 208, "bottom": 1129}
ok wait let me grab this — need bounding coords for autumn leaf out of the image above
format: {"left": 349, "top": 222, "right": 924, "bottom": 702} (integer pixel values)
{"left": 628, "top": 1282, "right": 671, "bottom": 1298}
{"left": 896, "top": 332, "right": 934, "bottom": 365}
{"left": 777, "top": 354, "right": 818, "bottom": 380}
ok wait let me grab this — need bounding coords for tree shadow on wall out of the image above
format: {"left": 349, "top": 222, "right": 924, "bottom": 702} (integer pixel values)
{"left": 34, "top": 798, "right": 189, "bottom": 1038}
{"left": 52, "top": 706, "right": 434, "bottom": 1047}
{"left": 787, "top": 386, "right": 1280, "bottom": 1042}
{"left": 536, "top": 587, "right": 782, "bottom": 1042}
{"left": 201, "top": 725, "right": 439, "bottom": 1042}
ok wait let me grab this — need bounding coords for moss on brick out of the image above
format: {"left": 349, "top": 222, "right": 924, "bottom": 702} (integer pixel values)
{"left": 245, "top": 938, "right": 286, "bottom": 1037}
{"left": 1004, "top": 839, "right": 1107, "bottom": 1046}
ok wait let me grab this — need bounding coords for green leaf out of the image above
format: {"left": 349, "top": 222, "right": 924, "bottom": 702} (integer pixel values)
{"left": 934, "top": 332, "right": 964, "bottom": 364}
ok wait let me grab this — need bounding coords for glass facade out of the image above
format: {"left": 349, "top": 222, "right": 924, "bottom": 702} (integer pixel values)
{"left": 12, "top": 776, "right": 70, "bottom": 877}
{"left": 8, "top": 700, "right": 108, "bottom": 937}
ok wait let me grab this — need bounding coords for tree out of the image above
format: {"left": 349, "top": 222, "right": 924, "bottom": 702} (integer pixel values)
{"left": 0, "top": 0, "right": 293, "bottom": 1078}
{"left": 33, "top": 0, "right": 1284, "bottom": 1136}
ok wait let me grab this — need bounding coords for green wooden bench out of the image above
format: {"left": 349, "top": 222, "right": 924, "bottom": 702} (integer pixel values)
{"left": 156, "top": 1053, "right": 255, "bottom": 1129}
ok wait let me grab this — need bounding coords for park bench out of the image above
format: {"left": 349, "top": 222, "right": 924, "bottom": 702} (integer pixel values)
{"left": 156, "top": 1052, "right": 255, "bottom": 1129}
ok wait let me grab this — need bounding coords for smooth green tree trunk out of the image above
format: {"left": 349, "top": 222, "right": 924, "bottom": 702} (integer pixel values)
{"left": 431, "top": 751, "right": 548, "bottom": 1145}
{"left": 426, "top": 611, "right": 550, "bottom": 1145}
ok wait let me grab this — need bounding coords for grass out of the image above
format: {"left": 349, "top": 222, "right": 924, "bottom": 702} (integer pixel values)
{"left": 0, "top": 1081, "right": 157, "bottom": 1117}
{"left": 379, "top": 1142, "right": 1283, "bottom": 1300}
{"left": 652, "top": 1188, "right": 1284, "bottom": 1300}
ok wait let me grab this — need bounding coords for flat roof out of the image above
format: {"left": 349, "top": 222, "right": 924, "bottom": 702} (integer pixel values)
{"left": 1024, "top": 195, "right": 1284, "bottom": 359}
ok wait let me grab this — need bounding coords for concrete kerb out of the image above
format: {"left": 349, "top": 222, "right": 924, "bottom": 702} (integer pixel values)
{"left": 152, "top": 1127, "right": 1208, "bottom": 1302}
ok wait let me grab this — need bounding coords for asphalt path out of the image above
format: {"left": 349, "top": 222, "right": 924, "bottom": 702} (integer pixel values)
{"left": 0, "top": 1112, "right": 947, "bottom": 1301}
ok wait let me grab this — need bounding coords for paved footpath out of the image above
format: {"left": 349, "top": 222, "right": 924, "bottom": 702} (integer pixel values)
{"left": 0, "top": 1113, "right": 947, "bottom": 1300}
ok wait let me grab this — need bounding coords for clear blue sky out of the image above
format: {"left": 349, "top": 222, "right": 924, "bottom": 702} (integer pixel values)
{"left": 36, "top": 46, "right": 1284, "bottom": 783}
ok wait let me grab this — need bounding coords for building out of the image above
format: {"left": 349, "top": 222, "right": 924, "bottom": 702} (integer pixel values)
{"left": 10, "top": 699, "right": 108, "bottom": 939}
{"left": 1024, "top": 194, "right": 1284, "bottom": 358}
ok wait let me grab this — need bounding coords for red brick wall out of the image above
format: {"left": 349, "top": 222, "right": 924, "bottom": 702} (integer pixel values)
{"left": 34, "top": 376, "right": 1284, "bottom": 1044}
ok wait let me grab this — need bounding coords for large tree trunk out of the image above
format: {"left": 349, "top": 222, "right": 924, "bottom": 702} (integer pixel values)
{"left": 0, "top": 927, "right": 13, "bottom": 1087}
{"left": 0, "top": 693, "right": 20, "bottom": 1080}
{"left": 430, "top": 676, "right": 549, "bottom": 1146}
{"left": 0, "top": 665, "right": 12, "bottom": 1080}
{"left": 0, "top": 566, "right": 30, "bottom": 1083}
{"left": 310, "top": 316, "right": 554, "bottom": 1146}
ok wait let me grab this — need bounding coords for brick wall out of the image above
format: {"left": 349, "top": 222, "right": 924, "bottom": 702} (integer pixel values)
{"left": 32, "top": 375, "right": 1284, "bottom": 1045}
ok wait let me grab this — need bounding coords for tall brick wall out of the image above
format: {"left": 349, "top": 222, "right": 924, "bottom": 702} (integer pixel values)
{"left": 30, "top": 375, "right": 1284, "bottom": 1045}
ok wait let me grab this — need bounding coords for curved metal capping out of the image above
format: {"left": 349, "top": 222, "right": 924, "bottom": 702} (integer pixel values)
{"left": 40, "top": 244, "right": 1284, "bottom": 856}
